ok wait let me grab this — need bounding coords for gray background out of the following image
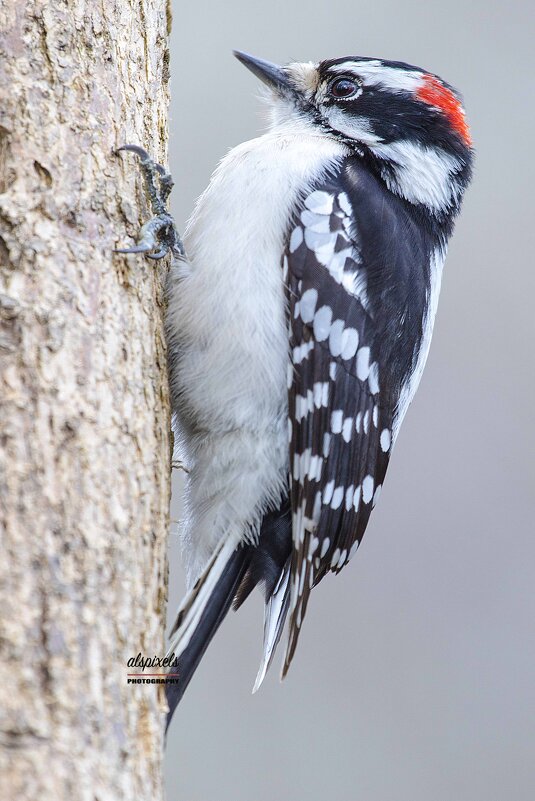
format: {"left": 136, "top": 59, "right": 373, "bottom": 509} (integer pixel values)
{"left": 165, "top": 1, "right": 535, "bottom": 799}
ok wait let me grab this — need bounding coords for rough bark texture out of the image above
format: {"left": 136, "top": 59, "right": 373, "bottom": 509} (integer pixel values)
{"left": 0, "top": 2, "right": 172, "bottom": 799}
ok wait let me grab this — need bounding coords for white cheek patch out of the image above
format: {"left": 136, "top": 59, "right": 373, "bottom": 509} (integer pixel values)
{"left": 323, "top": 106, "right": 383, "bottom": 146}
{"left": 372, "top": 139, "right": 462, "bottom": 212}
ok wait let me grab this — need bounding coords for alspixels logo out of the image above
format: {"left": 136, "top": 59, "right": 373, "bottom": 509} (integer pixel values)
{"left": 126, "top": 652, "right": 180, "bottom": 685}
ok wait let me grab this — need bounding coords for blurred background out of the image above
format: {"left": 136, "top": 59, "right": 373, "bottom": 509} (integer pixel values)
{"left": 165, "top": 1, "right": 535, "bottom": 799}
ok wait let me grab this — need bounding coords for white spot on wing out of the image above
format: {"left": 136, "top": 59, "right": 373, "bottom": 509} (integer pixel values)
{"left": 326, "top": 247, "right": 352, "bottom": 282}
{"left": 329, "top": 319, "right": 345, "bottom": 357}
{"left": 362, "top": 475, "right": 374, "bottom": 504}
{"left": 380, "top": 428, "right": 391, "bottom": 452}
{"left": 341, "top": 327, "right": 359, "bottom": 360}
{"left": 295, "top": 393, "right": 313, "bottom": 422}
{"left": 289, "top": 226, "right": 303, "bottom": 253}
{"left": 353, "top": 485, "right": 361, "bottom": 512}
{"left": 303, "top": 228, "right": 330, "bottom": 248}
{"left": 308, "top": 536, "right": 320, "bottom": 558}
{"left": 323, "top": 480, "right": 335, "bottom": 505}
{"left": 304, "top": 190, "right": 334, "bottom": 215}
{"left": 300, "top": 288, "right": 318, "bottom": 323}
{"left": 313, "top": 305, "right": 333, "bottom": 341}
{"left": 297, "top": 448, "right": 312, "bottom": 480}
{"left": 304, "top": 227, "right": 336, "bottom": 260}
{"left": 330, "top": 486, "right": 344, "bottom": 510}
{"left": 293, "top": 340, "right": 314, "bottom": 364}
{"left": 301, "top": 209, "right": 331, "bottom": 232}
{"left": 313, "top": 381, "right": 329, "bottom": 408}
{"left": 368, "top": 362, "right": 380, "bottom": 394}
{"left": 331, "top": 410, "right": 343, "bottom": 433}
{"left": 356, "top": 347, "right": 371, "bottom": 380}
{"left": 308, "top": 455, "right": 322, "bottom": 481}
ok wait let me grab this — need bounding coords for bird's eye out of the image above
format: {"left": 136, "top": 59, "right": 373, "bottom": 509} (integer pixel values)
{"left": 328, "top": 77, "right": 360, "bottom": 99}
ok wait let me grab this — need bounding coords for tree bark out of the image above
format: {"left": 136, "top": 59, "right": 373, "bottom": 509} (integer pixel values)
{"left": 0, "top": 2, "right": 171, "bottom": 799}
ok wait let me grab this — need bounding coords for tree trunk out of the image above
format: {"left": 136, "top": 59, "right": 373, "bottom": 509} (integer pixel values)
{"left": 0, "top": 2, "right": 171, "bottom": 799}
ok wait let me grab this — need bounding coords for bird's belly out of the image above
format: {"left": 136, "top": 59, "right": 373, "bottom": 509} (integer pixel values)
{"left": 175, "top": 197, "right": 288, "bottom": 436}
{"left": 171, "top": 131, "right": 348, "bottom": 437}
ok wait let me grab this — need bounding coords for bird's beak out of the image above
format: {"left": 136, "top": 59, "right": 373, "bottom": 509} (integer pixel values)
{"left": 233, "top": 51, "right": 294, "bottom": 96}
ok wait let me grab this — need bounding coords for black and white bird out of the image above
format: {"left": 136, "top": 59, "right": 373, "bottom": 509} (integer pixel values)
{"left": 119, "top": 51, "right": 473, "bottom": 726}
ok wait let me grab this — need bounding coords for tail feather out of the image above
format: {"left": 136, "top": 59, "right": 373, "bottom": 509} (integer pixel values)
{"left": 235, "top": 500, "right": 293, "bottom": 691}
{"left": 168, "top": 536, "right": 239, "bottom": 655}
{"left": 165, "top": 539, "right": 251, "bottom": 729}
{"left": 252, "top": 559, "right": 291, "bottom": 693}
{"left": 165, "top": 498, "right": 293, "bottom": 725}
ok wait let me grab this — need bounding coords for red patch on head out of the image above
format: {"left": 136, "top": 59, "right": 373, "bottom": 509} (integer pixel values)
{"left": 417, "top": 74, "right": 472, "bottom": 146}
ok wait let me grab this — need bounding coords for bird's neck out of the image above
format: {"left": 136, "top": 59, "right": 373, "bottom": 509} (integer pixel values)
{"left": 360, "top": 138, "right": 470, "bottom": 232}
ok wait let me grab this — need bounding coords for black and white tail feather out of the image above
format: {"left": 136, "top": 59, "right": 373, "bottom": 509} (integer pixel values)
{"left": 165, "top": 504, "right": 292, "bottom": 725}
{"left": 165, "top": 537, "right": 251, "bottom": 720}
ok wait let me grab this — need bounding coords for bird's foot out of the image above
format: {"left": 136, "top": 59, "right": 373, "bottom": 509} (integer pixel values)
{"left": 114, "top": 145, "right": 185, "bottom": 260}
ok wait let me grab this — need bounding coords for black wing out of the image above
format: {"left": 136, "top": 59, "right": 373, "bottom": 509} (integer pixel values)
{"left": 283, "top": 158, "right": 432, "bottom": 673}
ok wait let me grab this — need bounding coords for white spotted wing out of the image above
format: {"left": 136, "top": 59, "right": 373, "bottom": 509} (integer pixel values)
{"left": 283, "top": 174, "right": 397, "bottom": 674}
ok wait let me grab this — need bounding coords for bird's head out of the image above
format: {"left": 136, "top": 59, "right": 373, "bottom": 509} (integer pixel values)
{"left": 234, "top": 51, "right": 473, "bottom": 217}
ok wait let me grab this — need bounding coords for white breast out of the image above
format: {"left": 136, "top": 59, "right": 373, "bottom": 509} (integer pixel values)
{"left": 166, "top": 123, "right": 348, "bottom": 583}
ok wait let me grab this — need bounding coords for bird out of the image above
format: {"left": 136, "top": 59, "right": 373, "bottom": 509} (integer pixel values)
{"left": 116, "top": 51, "right": 473, "bottom": 728}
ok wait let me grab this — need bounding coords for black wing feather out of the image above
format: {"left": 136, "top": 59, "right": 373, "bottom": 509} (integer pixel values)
{"left": 283, "top": 158, "right": 431, "bottom": 673}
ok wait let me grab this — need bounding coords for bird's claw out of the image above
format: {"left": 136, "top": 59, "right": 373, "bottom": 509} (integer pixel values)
{"left": 114, "top": 145, "right": 184, "bottom": 260}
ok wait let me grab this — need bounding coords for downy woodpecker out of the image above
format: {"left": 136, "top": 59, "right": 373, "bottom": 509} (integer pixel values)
{"left": 117, "top": 51, "right": 473, "bottom": 728}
